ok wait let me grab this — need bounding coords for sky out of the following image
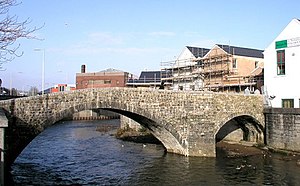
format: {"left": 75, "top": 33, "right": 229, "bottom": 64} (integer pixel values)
{"left": 1, "top": 0, "right": 300, "bottom": 91}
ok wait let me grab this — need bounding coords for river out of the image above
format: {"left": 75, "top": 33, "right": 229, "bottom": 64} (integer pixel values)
{"left": 10, "top": 119, "right": 300, "bottom": 185}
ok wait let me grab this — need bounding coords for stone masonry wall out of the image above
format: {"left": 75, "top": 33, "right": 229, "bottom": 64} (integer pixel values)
{"left": 0, "top": 87, "right": 264, "bottom": 163}
{"left": 120, "top": 115, "right": 144, "bottom": 131}
{"left": 264, "top": 108, "right": 300, "bottom": 152}
{"left": 0, "top": 109, "right": 8, "bottom": 186}
{"left": 72, "top": 109, "right": 119, "bottom": 120}
{"left": 183, "top": 92, "right": 265, "bottom": 156}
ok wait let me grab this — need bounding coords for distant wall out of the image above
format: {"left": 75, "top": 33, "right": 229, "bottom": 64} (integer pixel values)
{"left": 264, "top": 108, "right": 300, "bottom": 152}
{"left": 73, "top": 109, "right": 119, "bottom": 120}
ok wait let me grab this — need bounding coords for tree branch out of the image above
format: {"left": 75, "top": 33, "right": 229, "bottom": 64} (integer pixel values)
{"left": 0, "top": 0, "right": 41, "bottom": 67}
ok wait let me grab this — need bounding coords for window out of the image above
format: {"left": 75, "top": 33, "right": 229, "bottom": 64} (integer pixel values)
{"left": 277, "top": 50, "right": 285, "bottom": 75}
{"left": 190, "top": 85, "right": 195, "bottom": 91}
{"left": 94, "top": 80, "right": 104, "bottom": 84}
{"left": 282, "top": 99, "right": 294, "bottom": 108}
{"left": 232, "top": 59, "right": 237, "bottom": 69}
{"left": 255, "top": 61, "right": 259, "bottom": 68}
{"left": 59, "top": 85, "right": 65, "bottom": 92}
{"left": 104, "top": 80, "right": 111, "bottom": 84}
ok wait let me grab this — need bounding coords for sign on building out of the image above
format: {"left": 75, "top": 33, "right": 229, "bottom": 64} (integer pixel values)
{"left": 276, "top": 37, "right": 300, "bottom": 49}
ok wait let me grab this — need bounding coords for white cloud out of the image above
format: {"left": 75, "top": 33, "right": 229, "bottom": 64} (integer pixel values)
{"left": 148, "top": 31, "right": 176, "bottom": 37}
{"left": 183, "top": 31, "right": 201, "bottom": 37}
{"left": 86, "top": 32, "right": 124, "bottom": 46}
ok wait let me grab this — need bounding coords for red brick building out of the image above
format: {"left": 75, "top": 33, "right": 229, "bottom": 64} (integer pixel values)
{"left": 51, "top": 84, "right": 76, "bottom": 93}
{"left": 76, "top": 65, "right": 131, "bottom": 89}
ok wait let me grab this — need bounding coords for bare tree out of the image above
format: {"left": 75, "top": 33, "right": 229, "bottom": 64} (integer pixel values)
{"left": 10, "top": 87, "right": 17, "bottom": 95}
{"left": 28, "top": 86, "right": 38, "bottom": 96}
{"left": 0, "top": 0, "right": 40, "bottom": 70}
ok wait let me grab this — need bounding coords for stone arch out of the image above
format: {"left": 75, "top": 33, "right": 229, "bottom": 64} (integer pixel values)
{"left": 93, "top": 99, "right": 185, "bottom": 156}
{"left": 46, "top": 99, "right": 186, "bottom": 156}
{"left": 103, "top": 108, "right": 185, "bottom": 155}
{"left": 215, "top": 114, "right": 264, "bottom": 145}
{"left": 4, "top": 97, "right": 184, "bottom": 167}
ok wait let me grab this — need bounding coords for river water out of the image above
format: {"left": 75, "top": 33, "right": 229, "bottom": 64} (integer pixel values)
{"left": 10, "top": 119, "right": 300, "bottom": 185}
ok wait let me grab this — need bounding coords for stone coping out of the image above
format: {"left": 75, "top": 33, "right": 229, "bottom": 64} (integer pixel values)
{"left": 264, "top": 107, "right": 300, "bottom": 114}
{"left": 0, "top": 87, "right": 262, "bottom": 103}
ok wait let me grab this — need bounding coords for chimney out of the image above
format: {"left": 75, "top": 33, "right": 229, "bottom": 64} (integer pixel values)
{"left": 81, "top": 64, "right": 86, "bottom": 73}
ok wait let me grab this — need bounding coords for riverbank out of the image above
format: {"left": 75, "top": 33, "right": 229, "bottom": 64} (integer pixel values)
{"left": 216, "top": 141, "right": 268, "bottom": 157}
{"left": 115, "top": 126, "right": 267, "bottom": 157}
{"left": 217, "top": 141, "right": 300, "bottom": 167}
{"left": 115, "top": 128, "right": 161, "bottom": 144}
{"left": 98, "top": 124, "right": 300, "bottom": 164}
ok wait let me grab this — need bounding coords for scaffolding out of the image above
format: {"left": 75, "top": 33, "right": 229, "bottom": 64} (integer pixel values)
{"left": 161, "top": 46, "right": 262, "bottom": 93}
{"left": 161, "top": 58, "right": 202, "bottom": 90}
{"left": 195, "top": 49, "right": 231, "bottom": 91}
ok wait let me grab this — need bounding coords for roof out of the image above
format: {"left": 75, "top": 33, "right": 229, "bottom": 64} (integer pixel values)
{"left": 128, "top": 71, "right": 162, "bottom": 83}
{"left": 99, "top": 68, "right": 124, "bottom": 73}
{"left": 139, "top": 71, "right": 161, "bottom": 80}
{"left": 264, "top": 19, "right": 300, "bottom": 52}
{"left": 250, "top": 66, "right": 264, "bottom": 76}
{"left": 186, "top": 46, "right": 210, "bottom": 58}
{"left": 217, "top": 44, "right": 264, "bottom": 58}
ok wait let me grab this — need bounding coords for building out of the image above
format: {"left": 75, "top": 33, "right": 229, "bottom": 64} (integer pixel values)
{"left": 127, "top": 70, "right": 162, "bottom": 88}
{"left": 161, "top": 46, "right": 210, "bottom": 91}
{"left": 197, "top": 44, "right": 264, "bottom": 92}
{"left": 51, "top": 84, "right": 76, "bottom": 93}
{"left": 264, "top": 19, "right": 300, "bottom": 108}
{"left": 74, "top": 65, "right": 129, "bottom": 119}
{"left": 162, "top": 45, "right": 264, "bottom": 92}
{"left": 76, "top": 65, "right": 131, "bottom": 89}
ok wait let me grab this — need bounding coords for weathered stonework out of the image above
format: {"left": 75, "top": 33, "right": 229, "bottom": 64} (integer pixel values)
{"left": 73, "top": 109, "right": 119, "bottom": 120}
{"left": 0, "top": 87, "right": 264, "bottom": 167}
{"left": 120, "top": 115, "right": 144, "bottom": 131}
{"left": 0, "top": 109, "right": 8, "bottom": 186}
{"left": 264, "top": 108, "right": 300, "bottom": 152}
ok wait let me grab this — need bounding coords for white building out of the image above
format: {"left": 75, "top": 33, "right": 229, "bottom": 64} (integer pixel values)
{"left": 264, "top": 19, "right": 300, "bottom": 108}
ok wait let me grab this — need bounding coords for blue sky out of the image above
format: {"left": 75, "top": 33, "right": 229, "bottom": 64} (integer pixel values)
{"left": 1, "top": 0, "right": 300, "bottom": 90}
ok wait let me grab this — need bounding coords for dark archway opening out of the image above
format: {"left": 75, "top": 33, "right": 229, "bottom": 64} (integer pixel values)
{"left": 103, "top": 108, "right": 162, "bottom": 144}
{"left": 102, "top": 108, "right": 167, "bottom": 145}
{"left": 9, "top": 119, "right": 167, "bottom": 185}
{"left": 101, "top": 108, "right": 185, "bottom": 155}
{"left": 215, "top": 115, "right": 265, "bottom": 157}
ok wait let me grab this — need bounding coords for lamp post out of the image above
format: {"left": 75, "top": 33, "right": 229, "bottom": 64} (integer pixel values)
{"left": 34, "top": 48, "right": 45, "bottom": 95}
{"left": 9, "top": 72, "right": 12, "bottom": 95}
{"left": 17, "top": 71, "right": 23, "bottom": 96}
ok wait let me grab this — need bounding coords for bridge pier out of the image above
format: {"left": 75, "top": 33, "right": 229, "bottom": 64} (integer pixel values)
{"left": 188, "top": 133, "right": 216, "bottom": 157}
{"left": 0, "top": 109, "right": 8, "bottom": 186}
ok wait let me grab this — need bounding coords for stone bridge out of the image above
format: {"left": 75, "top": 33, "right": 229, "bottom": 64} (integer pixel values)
{"left": 0, "top": 88, "right": 264, "bottom": 167}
